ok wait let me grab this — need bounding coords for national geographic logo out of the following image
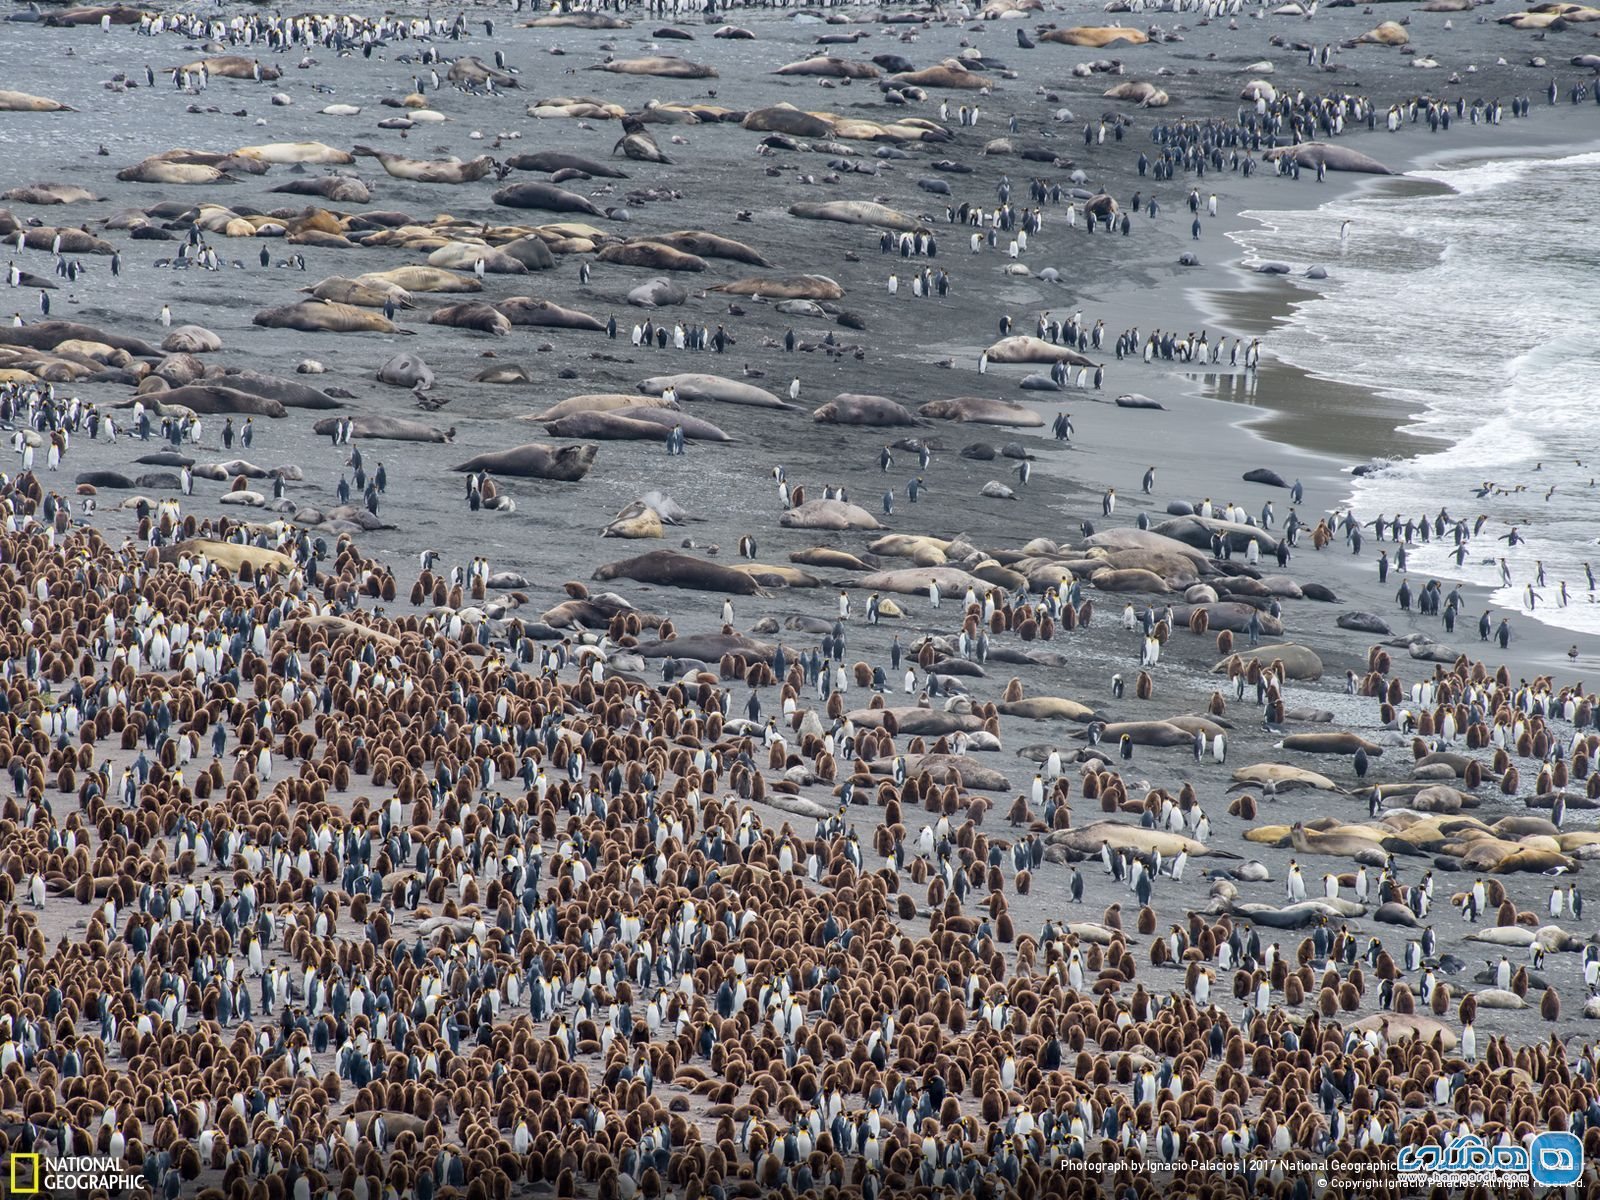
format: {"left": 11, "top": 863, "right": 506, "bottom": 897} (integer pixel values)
{"left": 6, "top": 1154, "right": 145, "bottom": 1196}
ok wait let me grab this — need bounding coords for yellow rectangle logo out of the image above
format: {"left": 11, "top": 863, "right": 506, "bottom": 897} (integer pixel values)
{"left": 9, "top": 1153, "right": 41, "bottom": 1194}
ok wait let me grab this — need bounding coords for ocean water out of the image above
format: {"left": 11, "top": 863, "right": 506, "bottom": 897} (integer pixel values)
{"left": 1228, "top": 146, "right": 1600, "bottom": 637}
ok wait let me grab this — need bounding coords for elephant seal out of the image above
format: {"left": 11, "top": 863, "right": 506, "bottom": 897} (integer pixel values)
{"left": 742, "top": 105, "right": 836, "bottom": 137}
{"left": 1288, "top": 822, "right": 1386, "bottom": 858}
{"left": 6, "top": 226, "right": 113, "bottom": 255}
{"left": 532, "top": 393, "right": 677, "bottom": 421}
{"left": 1227, "top": 900, "right": 1360, "bottom": 929}
{"left": 1155, "top": 515, "right": 1278, "bottom": 553}
{"left": 984, "top": 336, "right": 1097, "bottom": 366}
{"left": 588, "top": 56, "right": 717, "bottom": 78}
{"left": 1231, "top": 764, "right": 1343, "bottom": 793}
{"left": 1278, "top": 733, "right": 1384, "bottom": 756}
{"left": 1019, "top": 374, "right": 1062, "bottom": 391}
{"left": 1263, "top": 143, "right": 1394, "bottom": 175}
{"left": 788, "top": 200, "right": 920, "bottom": 232}
{"left": 492, "top": 181, "right": 606, "bottom": 218}
{"left": 774, "top": 56, "right": 881, "bottom": 78}
{"left": 890, "top": 62, "right": 991, "bottom": 89}
{"left": 216, "top": 370, "right": 341, "bottom": 410}
{"left": 997, "top": 696, "right": 1098, "bottom": 722}
{"left": 1214, "top": 643, "right": 1323, "bottom": 681}
{"left": 160, "top": 325, "right": 221, "bottom": 354}
{"left": 1080, "top": 720, "right": 1194, "bottom": 747}
{"left": 711, "top": 275, "right": 844, "bottom": 301}
{"left": 304, "top": 278, "right": 414, "bottom": 309}
{"left": 1337, "top": 611, "right": 1392, "bottom": 635}
{"left": 614, "top": 122, "right": 671, "bottom": 165}
{"left": 143, "top": 385, "right": 286, "bottom": 418}
{"left": 543, "top": 412, "right": 687, "bottom": 442}
{"left": 253, "top": 301, "right": 401, "bottom": 335}
{"left": 651, "top": 230, "right": 772, "bottom": 268}
{"left": 1039, "top": 26, "right": 1149, "bottom": 45}
{"left": 429, "top": 302, "right": 512, "bottom": 336}
{"left": 1355, "top": 19, "right": 1408, "bottom": 43}
{"left": 597, "top": 241, "right": 706, "bottom": 272}
{"left": 117, "top": 158, "right": 228, "bottom": 186}
{"left": 449, "top": 56, "right": 518, "bottom": 88}
{"left": 860, "top": 567, "right": 991, "bottom": 598}
{"left": 895, "top": 753, "right": 1009, "bottom": 792}
{"left": 813, "top": 394, "right": 923, "bottom": 427}
{"left": 231, "top": 140, "right": 348, "bottom": 164}
{"left": 356, "top": 267, "right": 480, "bottom": 294}
{"left": 451, "top": 442, "right": 598, "bottom": 481}
{"left": 474, "top": 364, "right": 531, "bottom": 384}
{"left": 1103, "top": 81, "right": 1169, "bottom": 107}
{"left": 639, "top": 374, "right": 791, "bottom": 409}
{"left": 918, "top": 397, "right": 1044, "bottom": 428}
{"left": 1050, "top": 820, "right": 1213, "bottom": 859}
{"left": 1348, "top": 1013, "right": 1456, "bottom": 1051}
{"left": 495, "top": 236, "right": 557, "bottom": 272}
{"left": 269, "top": 176, "right": 372, "bottom": 203}
{"left": 377, "top": 352, "right": 435, "bottom": 390}
{"left": 1242, "top": 467, "right": 1288, "bottom": 487}
{"left": 497, "top": 297, "right": 606, "bottom": 331}
{"left": 790, "top": 547, "right": 876, "bottom": 572}
{"left": 602, "top": 503, "right": 665, "bottom": 540}
{"left": 1374, "top": 902, "right": 1421, "bottom": 927}
{"left": 778, "top": 500, "right": 883, "bottom": 531}
{"left": 594, "top": 407, "right": 730, "bottom": 441}
{"left": 2, "top": 182, "right": 98, "bottom": 205}
{"left": 846, "top": 707, "right": 986, "bottom": 736}
{"left": 312, "top": 415, "right": 453, "bottom": 443}
{"left": 593, "top": 550, "right": 756, "bottom": 594}
{"left": 505, "top": 151, "right": 629, "bottom": 178}
{"left": 352, "top": 146, "right": 497, "bottom": 183}
{"left": 177, "top": 56, "right": 281, "bottom": 81}
{"left": 75, "top": 470, "right": 135, "bottom": 489}
{"left": 1090, "top": 567, "right": 1170, "bottom": 594}
{"left": 627, "top": 277, "right": 687, "bottom": 308}
{"left": 0, "top": 90, "right": 73, "bottom": 112}
{"left": 0, "top": 320, "right": 158, "bottom": 356}
{"left": 427, "top": 244, "right": 529, "bottom": 275}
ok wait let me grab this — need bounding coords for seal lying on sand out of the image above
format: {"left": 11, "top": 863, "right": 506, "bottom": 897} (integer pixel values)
{"left": 638, "top": 374, "right": 792, "bottom": 409}
{"left": 451, "top": 442, "right": 598, "bottom": 480}
{"left": 1263, "top": 143, "right": 1394, "bottom": 175}
{"left": 253, "top": 301, "right": 402, "bottom": 335}
{"left": 813, "top": 394, "right": 924, "bottom": 427}
{"left": 312, "top": 414, "right": 452, "bottom": 442}
{"left": 593, "top": 550, "right": 757, "bottom": 594}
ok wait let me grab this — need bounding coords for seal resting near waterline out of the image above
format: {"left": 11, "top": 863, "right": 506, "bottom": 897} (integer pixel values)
{"left": 918, "top": 397, "right": 1044, "bottom": 428}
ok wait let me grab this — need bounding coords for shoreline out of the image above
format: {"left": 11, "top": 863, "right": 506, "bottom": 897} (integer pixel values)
{"left": 1156, "top": 115, "right": 1600, "bottom": 660}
